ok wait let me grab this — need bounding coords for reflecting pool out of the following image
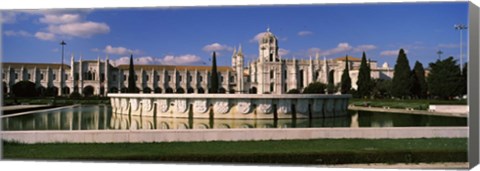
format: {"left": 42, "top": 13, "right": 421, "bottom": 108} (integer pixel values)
{"left": 2, "top": 105, "right": 467, "bottom": 131}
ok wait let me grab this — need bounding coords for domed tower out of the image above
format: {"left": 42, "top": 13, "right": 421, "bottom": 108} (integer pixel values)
{"left": 258, "top": 27, "right": 279, "bottom": 63}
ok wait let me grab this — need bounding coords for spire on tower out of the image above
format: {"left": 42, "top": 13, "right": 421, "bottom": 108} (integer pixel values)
{"left": 237, "top": 44, "right": 243, "bottom": 56}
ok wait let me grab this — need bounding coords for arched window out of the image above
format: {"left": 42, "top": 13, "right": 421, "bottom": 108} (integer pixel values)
{"left": 249, "top": 87, "right": 257, "bottom": 94}
{"left": 154, "top": 87, "right": 162, "bottom": 93}
{"left": 143, "top": 87, "right": 151, "bottom": 94}
{"left": 197, "top": 87, "right": 205, "bottom": 94}
{"left": 87, "top": 71, "right": 93, "bottom": 80}
{"left": 176, "top": 87, "right": 185, "bottom": 94}
{"left": 218, "top": 87, "right": 226, "bottom": 93}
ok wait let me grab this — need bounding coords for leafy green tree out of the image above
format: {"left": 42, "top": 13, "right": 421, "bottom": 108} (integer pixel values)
{"left": 209, "top": 51, "right": 219, "bottom": 94}
{"left": 391, "top": 49, "right": 412, "bottom": 99}
{"left": 287, "top": 89, "right": 300, "bottom": 94}
{"left": 427, "top": 57, "right": 463, "bottom": 99}
{"left": 356, "top": 51, "right": 371, "bottom": 98}
{"left": 303, "top": 82, "right": 327, "bottom": 94}
{"left": 327, "top": 70, "right": 335, "bottom": 94}
{"left": 411, "top": 61, "right": 427, "bottom": 99}
{"left": 340, "top": 56, "right": 351, "bottom": 94}
{"left": 127, "top": 54, "right": 137, "bottom": 93}
{"left": 371, "top": 79, "right": 392, "bottom": 99}
{"left": 12, "top": 81, "right": 37, "bottom": 97}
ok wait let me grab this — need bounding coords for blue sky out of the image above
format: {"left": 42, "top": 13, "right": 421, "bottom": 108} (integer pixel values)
{"left": 2, "top": 2, "right": 469, "bottom": 68}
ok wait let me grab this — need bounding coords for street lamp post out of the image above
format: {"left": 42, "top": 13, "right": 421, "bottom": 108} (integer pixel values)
{"left": 436, "top": 50, "right": 443, "bottom": 60}
{"left": 60, "top": 40, "right": 66, "bottom": 96}
{"left": 454, "top": 24, "right": 467, "bottom": 74}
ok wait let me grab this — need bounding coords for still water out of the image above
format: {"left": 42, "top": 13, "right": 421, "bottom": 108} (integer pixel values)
{"left": 2, "top": 105, "right": 467, "bottom": 131}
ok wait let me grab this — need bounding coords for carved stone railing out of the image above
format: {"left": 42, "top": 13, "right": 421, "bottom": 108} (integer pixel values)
{"left": 108, "top": 94, "right": 352, "bottom": 119}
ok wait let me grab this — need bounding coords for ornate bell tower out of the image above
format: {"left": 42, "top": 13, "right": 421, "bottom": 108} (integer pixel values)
{"left": 258, "top": 27, "right": 279, "bottom": 63}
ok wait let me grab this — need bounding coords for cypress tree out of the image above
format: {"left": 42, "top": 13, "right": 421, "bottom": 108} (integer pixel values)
{"left": 427, "top": 57, "right": 462, "bottom": 99}
{"left": 340, "top": 56, "right": 351, "bottom": 94}
{"left": 411, "top": 61, "right": 427, "bottom": 99}
{"left": 327, "top": 70, "right": 335, "bottom": 94}
{"left": 356, "top": 51, "right": 371, "bottom": 98}
{"left": 210, "top": 51, "right": 219, "bottom": 94}
{"left": 127, "top": 54, "right": 136, "bottom": 93}
{"left": 391, "top": 49, "right": 412, "bottom": 99}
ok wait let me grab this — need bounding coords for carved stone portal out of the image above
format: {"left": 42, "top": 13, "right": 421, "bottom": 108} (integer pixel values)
{"left": 296, "top": 99, "right": 309, "bottom": 113}
{"left": 237, "top": 100, "right": 251, "bottom": 114}
{"left": 142, "top": 99, "right": 152, "bottom": 112}
{"left": 175, "top": 99, "right": 188, "bottom": 113}
{"left": 158, "top": 99, "right": 169, "bottom": 113}
{"left": 214, "top": 99, "right": 229, "bottom": 114}
{"left": 121, "top": 98, "right": 128, "bottom": 110}
{"left": 277, "top": 100, "right": 291, "bottom": 114}
{"left": 325, "top": 99, "right": 335, "bottom": 112}
{"left": 194, "top": 99, "right": 208, "bottom": 113}
{"left": 130, "top": 98, "right": 139, "bottom": 111}
{"left": 312, "top": 99, "right": 323, "bottom": 112}
{"left": 258, "top": 99, "right": 272, "bottom": 114}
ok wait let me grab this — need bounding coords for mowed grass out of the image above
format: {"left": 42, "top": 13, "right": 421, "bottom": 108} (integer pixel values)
{"left": 3, "top": 138, "right": 467, "bottom": 164}
{"left": 350, "top": 98, "right": 467, "bottom": 110}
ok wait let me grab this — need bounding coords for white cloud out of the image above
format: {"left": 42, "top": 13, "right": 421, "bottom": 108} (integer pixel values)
{"left": 35, "top": 32, "right": 56, "bottom": 41}
{"left": 110, "top": 55, "right": 203, "bottom": 66}
{"left": 353, "top": 44, "right": 377, "bottom": 52}
{"left": 112, "top": 56, "right": 163, "bottom": 65}
{"left": 438, "top": 43, "right": 459, "bottom": 49}
{"left": 161, "top": 54, "right": 203, "bottom": 65}
{"left": 250, "top": 32, "right": 267, "bottom": 43}
{"left": 202, "top": 43, "right": 233, "bottom": 52}
{"left": 278, "top": 48, "right": 290, "bottom": 56}
{"left": 103, "top": 45, "right": 141, "bottom": 55}
{"left": 4, "top": 30, "right": 31, "bottom": 37}
{"left": 1, "top": 11, "right": 17, "bottom": 24}
{"left": 319, "top": 43, "right": 353, "bottom": 56}
{"left": 27, "top": 11, "right": 110, "bottom": 41}
{"left": 47, "top": 21, "right": 110, "bottom": 38}
{"left": 380, "top": 49, "right": 408, "bottom": 57}
{"left": 39, "top": 14, "right": 81, "bottom": 24}
{"left": 298, "top": 31, "right": 313, "bottom": 36}
{"left": 250, "top": 31, "right": 286, "bottom": 43}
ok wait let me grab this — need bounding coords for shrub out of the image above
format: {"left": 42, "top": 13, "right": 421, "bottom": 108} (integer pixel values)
{"left": 69, "top": 92, "right": 82, "bottom": 99}
{"left": 303, "top": 82, "right": 327, "bottom": 94}
{"left": 287, "top": 89, "right": 300, "bottom": 94}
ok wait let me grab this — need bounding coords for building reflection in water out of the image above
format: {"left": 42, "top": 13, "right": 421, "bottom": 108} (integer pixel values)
{"left": 1, "top": 105, "right": 466, "bottom": 131}
{"left": 111, "top": 111, "right": 351, "bottom": 130}
{"left": 2, "top": 105, "right": 351, "bottom": 131}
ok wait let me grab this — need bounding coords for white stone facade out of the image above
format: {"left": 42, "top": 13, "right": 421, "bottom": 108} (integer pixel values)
{"left": 1, "top": 28, "right": 393, "bottom": 96}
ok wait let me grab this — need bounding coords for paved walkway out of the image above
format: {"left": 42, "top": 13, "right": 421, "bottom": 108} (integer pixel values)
{"left": 1, "top": 127, "right": 467, "bottom": 143}
{"left": 349, "top": 106, "right": 468, "bottom": 118}
{"left": 325, "top": 162, "right": 469, "bottom": 169}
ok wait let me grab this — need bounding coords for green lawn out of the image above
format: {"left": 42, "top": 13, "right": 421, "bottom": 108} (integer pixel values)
{"left": 3, "top": 138, "right": 467, "bottom": 164}
{"left": 349, "top": 98, "right": 467, "bottom": 110}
